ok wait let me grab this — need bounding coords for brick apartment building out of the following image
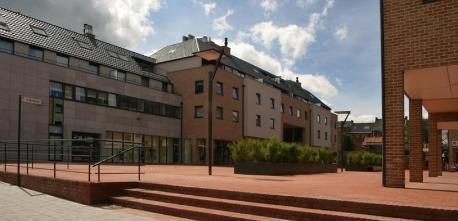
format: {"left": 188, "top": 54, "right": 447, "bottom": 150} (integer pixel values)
{"left": 0, "top": 8, "right": 182, "bottom": 163}
{"left": 152, "top": 36, "right": 339, "bottom": 164}
{"left": 340, "top": 118, "right": 383, "bottom": 152}
{"left": 0, "top": 8, "right": 339, "bottom": 166}
{"left": 382, "top": 0, "right": 458, "bottom": 187}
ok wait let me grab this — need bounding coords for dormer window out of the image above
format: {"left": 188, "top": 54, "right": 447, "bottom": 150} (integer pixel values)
{"left": 0, "top": 15, "right": 10, "bottom": 31}
{"left": 107, "top": 50, "right": 118, "bottom": 58}
{"left": 30, "top": 25, "right": 47, "bottom": 36}
{"left": 118, "top": 54, "right": 129, "bottom": 61}
{"left": 74, "top": 38, "right": 92, "bottom": 50}
{"left": 107, "top": 50, "right": 129, "bottom": 61}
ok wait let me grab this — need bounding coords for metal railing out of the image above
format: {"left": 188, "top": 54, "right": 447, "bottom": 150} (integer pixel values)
{"left": 0, "top": 138, "right": 149, "bottom": 185}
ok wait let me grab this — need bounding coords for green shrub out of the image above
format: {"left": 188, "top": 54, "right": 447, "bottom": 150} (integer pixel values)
{"left": 230, "top": 137, "right": 334, "bottom": 164}
{"left": 345, "top": 151, "right": 382, "bottom": 166}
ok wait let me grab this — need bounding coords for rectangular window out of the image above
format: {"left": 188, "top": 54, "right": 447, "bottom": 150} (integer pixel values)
{"left": 108, "top": 94, "right": 117, "bottom": 107}
{"left": 97, "top": 92, "right": 108, "bottom": 106}
{"left": 296, "top": 109, "right": 301, "bottom": 118}
{"left": 0, "top": 16, "right": 10, "bottom": 31}
{"left": 160, "top": 104, "right": 167, "bottom": 116}
{"left": 216, "top": 106, "right": 223, "bottom": 120}
{"left": 216, "top": 82, "right": 223, "bottom": 95}
{"left": 88, "top": 62, "right": 99, "bottom": 74}
{"left": 256, "top": 93, "right": 261, "bottom": 105}
{"left": 0, "top": 38, "right": 13, "bottom": 53}
{"left": 195, "top": 80, "right": 204, "bottom": 94}
{"left": 324, "top": 117, "right": 328, "bottom": 125}
{"left": 289, "top": 106, "right": 293, "bottom": 116}
{"left": 64, "top": 85, "right": 73, "bottom": 99}
{"left": 317, "top": 114, "right": 321, "bottom": 123}
{"left": 86, "top": 89, "right": 97, "bottom": 104}
{"left": 232, "top": 87, "right": 239, "bottom": 100}
{"left": 280, "top": 103, "right": 284, "bottom": 113}
{"left": 56, "top": 53, "right": 69, "bottom": 67}
{"left": 29, "top": 47, "right": 43, "bottom": 60}
{"left": 232, "top": 111, "right": 239, "bottom": 123}
{"left": 304, "top": 111, "right": 308, "bottom": 120}
{"left": 270, "top": 98, "right": 275, "bottom": 109}
{"left": 325, "top": 132, "right": 328, "bottom": 140}
{"left": 141, "top": 76, "right": 149, "bottom": 87}
{"left": 126, "top": 73, "right": 141, "bottom": 85}
{"left": 318, "top": 130, "right": 321, "bottom": 139}
{"left": 195, "top": 105, "right": 204, "bottom": 118}
{"left": 270, "top": 118, "right": 275, "bottom": 129}
{"left": 30, "top": 25, "right": 47, "bottom": 36}
{"left": 197, "top": 139, "right": 206, "bottom": 163}
{"left": 127, "top": 97, "right": 137, "bottom": 111}
{"left": 75, "top": 87, "right": 86, "bottom": 102}
{"left": 256, "top": 115, "right": 261, "bottom": 127}
{"left": 117, "top": 71, "right": 126, "bottom": 81}
{"left": 49, "top": 82, "right": 63, "bottom": 98}
{"left": 137, "top": 100, "right": 145, "bottom": 112}
{"left": 117, "top": 95, "right": 128, "bottom": 109}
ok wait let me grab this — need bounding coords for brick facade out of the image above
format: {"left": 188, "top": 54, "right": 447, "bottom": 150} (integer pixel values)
{"left": 382, "top": 0, "right": 458, "bottom": 187}
{"left": 409, "top": 99, "right": 423, "bottom": 182}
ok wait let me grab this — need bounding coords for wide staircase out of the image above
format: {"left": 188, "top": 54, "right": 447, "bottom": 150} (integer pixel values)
{"left": 110, "top": 183, "right": 457, "bottom": 221}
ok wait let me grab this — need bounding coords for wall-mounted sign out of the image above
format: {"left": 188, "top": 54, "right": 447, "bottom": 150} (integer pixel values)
{"left": 22, "top": 96, "right": 42, "bottom": 105}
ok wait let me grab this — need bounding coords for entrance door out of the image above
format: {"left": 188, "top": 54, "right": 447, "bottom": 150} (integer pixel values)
{"left": 214, "top": 140, "right": 232, "bottom": 165}
{"left": 72, "top": 132, "right": 100, "bottom": 162}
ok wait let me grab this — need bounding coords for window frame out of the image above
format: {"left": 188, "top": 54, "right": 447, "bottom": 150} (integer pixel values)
{"left": 232, "top": 87, "right": 239, "bottom": 100}
{"left": 56, "top": 53, "right": 69, "bottom": 67}
{"left": 232, "top": 110, "right": 239, "bottom": 123}
{"left": 195, "top": 80, "right": 204, "bottom": 94}
{"left": 0, "top": 38, "right": 13, "bottom": 53}
{"left": 195, "top": 105, "right": 204, "bottom": 118}
{"left": 270, "top": 118, "right": 275, "bottom": 129}
{"left": 256, "top": 114, "right": 261, "bottom": 127}
{"left": 28, "top": 46, "right": 44, "bottom": 61}
{"left": 270, "top": 98, "right": 275, "bottom": 109}
{"left": 216, "top": 106, "right": 224, "bottom": 120}
{"left": 256, "top": 93, "right": 261, "bottom": 105}
{"left": 216, "top": 81, "right": 223, "bottom": 95}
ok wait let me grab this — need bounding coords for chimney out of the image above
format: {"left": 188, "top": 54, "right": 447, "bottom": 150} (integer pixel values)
{"left": 182, "top": 35, "right": 188, "bottom": 41}
{"left": 187, "top": 34, "right": 195, "bottom": 39}
{"left": 296, "top": 77, "right": 301, "bottom": 86}
{"left": 83, "top": 24, "right": 95, "bottom": 39}
{"left": 223, "top": 37, "right": 231, "bottom": 55}
{"left": 202, "top": 36, "right": 208, "bottom": 42}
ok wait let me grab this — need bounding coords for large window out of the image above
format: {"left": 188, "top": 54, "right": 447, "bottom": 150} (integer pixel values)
{"left": 317, "top": 130, "right": 321, "bottom": 139}
{"left": 75, "top": 87, "right": 86, "bottom": 102}
{"left": 0, "top": 38, "right": 13, "bottom": 53}
{"left": 195, "top": 80, "right": 204, "bottom": 94}
{"left": 56, "top": 53, "right": 69, "bottom": 67}
{"left": 88, "top": 62, "right": 99, "bottom": 74}
{"left": 97, "top": 92, "right": 108, "bottom": 105}
{"left": 216, "top": 82, "right": 223, "bottom": 95}
{"left": 232, "top": 87, "right": 239, "bottom": 100}
{"left": 49, "top": 82, "right": 63, "bottom": 98}
{"left": 256, "top": 93, "right": 261, "bottom": 105}
{"left": 317, "top": 114, "right": 321, "bottom": 123}
{"left": 324, "top": 117, "right": 328, "bottom": 125}
{"left": 29, "top": 47, "right": 43, "bottom": 60}
{"left": 325, "top": 132, "right": 328, "bottom": 140}
{"left": 216, "top": 106, "right": 223, "bottom": 120}
{"left": 296, "top": 109, "right": 301, "bottom": 118}
{"left": 270, "top": 98, "right": 275, "bottom": 109}
{"left": 108, "top": 94, "right": 117, "bottom": 107}
{"left": 64, "top": 85, "right": 73, "bottom": 99}
{"left": 232, "top": 111, "right": 239, "bottom": 123}
{"left": 195, "top": 106, "right": 204, "bottom": 118}
{"left": 86, "top": 89, "right": 97, "bottom": 104}
{"left": 256, "top": 115, "right": 261, "bottom": 127}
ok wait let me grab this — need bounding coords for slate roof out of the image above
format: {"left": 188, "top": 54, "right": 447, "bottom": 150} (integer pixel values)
{"left": 152, "top": 37, "right": 330, "bottom": 110}
{"left": 0, "top": 7, "right": 168, "bottom": 82}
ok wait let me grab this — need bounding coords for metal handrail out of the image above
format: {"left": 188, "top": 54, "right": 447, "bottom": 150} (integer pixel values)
{"left": 92, "top": 146, "right": 137, "bottom": 167}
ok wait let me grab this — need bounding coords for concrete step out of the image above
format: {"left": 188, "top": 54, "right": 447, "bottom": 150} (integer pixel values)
{"left": 111, "top": 196, "right": 287, "bottom": 221}
{"left": 137, "top": 182, "right": 458, "bottom": 221}
{"left": 120, "top": 188, "right": 413, "bottom": 221}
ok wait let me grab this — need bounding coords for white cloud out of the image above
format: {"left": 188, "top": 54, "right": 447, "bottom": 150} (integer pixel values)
{"left": 2, "top": 0, "right": 161, "bottom": 49}
{"left": 296, "top": 0, "right": 316, "bottom": 8}
{"left": 249, "top": 0, "right": 335, "bottom": 64}
{"left": 296, "top": 74, "right": 338, "bottom": 99}
{"left": 203, "top": 2, "right": 217, "bottom": 15}
{"left": 213, "top": 9, "right": 234, "bottom": 36}
{"left": 334, "top": 25, "right": 348, "bottom": 40}
{"left": 260, "top": 0, "right": 278, "bottom": 12}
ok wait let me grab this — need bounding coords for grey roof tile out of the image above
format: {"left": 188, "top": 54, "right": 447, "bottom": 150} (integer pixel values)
{"left": 0, "top": 7, "right": 167, "bottom": 82}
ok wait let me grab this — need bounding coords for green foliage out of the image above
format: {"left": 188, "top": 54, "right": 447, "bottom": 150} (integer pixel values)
{"left": 345, "top": 151, "right": 382, "bottom": 166}
{"left": 230, "top": 137, "right": 334, "bottom": 164}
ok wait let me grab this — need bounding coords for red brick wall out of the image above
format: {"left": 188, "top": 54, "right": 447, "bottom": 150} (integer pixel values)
{"left": 382, "top": 0, "right": 458, "bottom": 187}
{"left": 409, "top": 99, "right": 423, "bottom": 182}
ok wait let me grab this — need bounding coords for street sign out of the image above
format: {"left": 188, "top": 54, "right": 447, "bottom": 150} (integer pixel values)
{"left": 22, "top": 96, "right": 42, "bottom": 105}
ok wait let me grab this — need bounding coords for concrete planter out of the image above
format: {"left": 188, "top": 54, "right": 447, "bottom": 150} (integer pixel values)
{"left": 345, "top": 165, "right": 382, "bottom": 172}
{"left": 234, "top": 162, "right": 337, "bottom": 175}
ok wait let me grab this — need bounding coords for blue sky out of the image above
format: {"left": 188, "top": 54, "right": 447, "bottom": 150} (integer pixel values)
{"left": 2, "top": 0, "right": 382, "bottom": 122}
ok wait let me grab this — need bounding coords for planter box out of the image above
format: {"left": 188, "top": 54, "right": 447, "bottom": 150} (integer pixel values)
{"left": 234, "top": 162, "right": 337, "bottom": 175}
{"left": 346, "top": 165, "right": 382, "bottom": 172}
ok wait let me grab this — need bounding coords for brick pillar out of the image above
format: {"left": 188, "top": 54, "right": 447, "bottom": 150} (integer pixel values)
{"left": 383, "top": 72, "right": 405, "bottom": 188}
{"left": 409, "top": 99, "right": 423, "bottom": 182}
{"left": 428, "top": 118, "right": 438, "bottom": 177}
{"left": 437, "top": 129, "right": 442, "bottom": 176}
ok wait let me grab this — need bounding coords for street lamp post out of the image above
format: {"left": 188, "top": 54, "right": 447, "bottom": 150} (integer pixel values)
{"left": 194, "top": 38, "right": 228, "bottom": 175}
{"left": 335, "top": 110, "right": 350, "bottom": 172}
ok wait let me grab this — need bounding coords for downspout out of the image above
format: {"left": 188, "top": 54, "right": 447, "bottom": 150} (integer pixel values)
{"left": 380, "top": 0, "right": 387, "bottom": 186}
{"left": 242, "top": 84, "right": 245, "bottom": 138}
{"left": 180, "top": 102, "right": 183, "bottom": 163}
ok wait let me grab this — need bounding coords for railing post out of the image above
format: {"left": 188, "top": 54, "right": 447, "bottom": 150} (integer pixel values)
{"left": 26, "top": 143, "right": 29, "bottom": 175}
{"left": 31, "top": 145, "right": 34, "bottom": 169}
{"left": 53, "top": 142, "right": 56, "bottom": 178}
{"left": 98, "top": 164, "right": 100, "bottom": 182}
{"left": 111, "top": 141, "right": 114, "bottom": 163}
{"left": 4, "top": 143, "right": 6, "bottom": 172}
{"left": 88, "top": 143, "right": 91, "bottom": 182}
{"left": 138, "top": 145, "right": 141, "bottom": 181}
{"left": 67, "top": 144, "right": 70, "bottom": 170}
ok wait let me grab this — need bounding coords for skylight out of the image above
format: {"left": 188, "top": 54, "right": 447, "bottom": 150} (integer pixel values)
{"left": 107, "top": 50, "right": 130, "bottom": 61}
{"left": 118, "top": 54, "right": 129, "bottom": 61}
{"left": 107, "top": 50, "right": 119, "bottom": 58}
{"left": 30, "top": 25, "right": 47, "bottom": 36}
{"left": 0, "top": 15, "right": 10, "bottom": 31}
{"left": 74, "top": 38, "right": 92, "bottom": 50}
